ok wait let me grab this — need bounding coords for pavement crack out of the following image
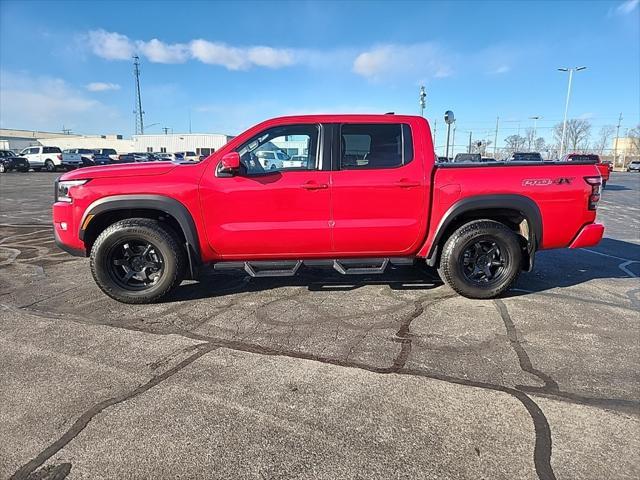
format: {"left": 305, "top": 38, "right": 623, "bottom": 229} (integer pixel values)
{"left": 494, "top": 299, "right": 559, "bottom": 392}
{"left": 10, "top": 343, "right": 217, "bottom": 480}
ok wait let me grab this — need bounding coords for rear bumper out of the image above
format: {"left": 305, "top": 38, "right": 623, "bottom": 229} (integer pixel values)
{"left": 569, "top": 223, "right": 604, "bottom": 249}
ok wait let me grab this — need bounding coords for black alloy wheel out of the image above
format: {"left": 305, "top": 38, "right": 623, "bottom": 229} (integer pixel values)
{"left": 459, "top": 239, "right": 508, "bottom": 286}
{"left": 106, "top": 240, "right": 165, "bottom": 290}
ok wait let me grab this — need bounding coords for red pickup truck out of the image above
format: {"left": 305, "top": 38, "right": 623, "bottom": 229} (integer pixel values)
{"left": 53, "top": 114, "right": 604, "bottom": 303}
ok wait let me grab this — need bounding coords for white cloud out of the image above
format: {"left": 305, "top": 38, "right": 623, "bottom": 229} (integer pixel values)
{"left": 87, "top": 29, "right": 135, "bottom": 60}
{"left": 0, "top": 70, "right": 123, "bottom": 132}
{"left": 189, "top": 40, "right": 294, "bottom": 69}
{"left": 353, "top": 43, "right": 453, "bottom": 82}
{"left": 85, "top": 82, "right": 121, "bottom": 92}
{"left": 137, "top": 39, "right": 189, "bottom": 64}
{"left": 189, "top": 40, "right": 250, "bottom": 70}
{"left": 489, "top": 65, "right": 511, "bottom": 75}
{"left": 615, "top": 0, "right": 639, "bottom": 15}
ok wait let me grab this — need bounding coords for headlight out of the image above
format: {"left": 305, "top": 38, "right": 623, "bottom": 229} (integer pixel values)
{"left": 55, "top": 179, "right": 88, "bottom": 203}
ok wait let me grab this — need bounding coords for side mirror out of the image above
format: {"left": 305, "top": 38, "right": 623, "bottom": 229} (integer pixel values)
{"left": 217, "top": 152, "right": 240, "bottom": 176}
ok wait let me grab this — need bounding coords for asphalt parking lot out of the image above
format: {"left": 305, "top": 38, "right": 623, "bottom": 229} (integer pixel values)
{"left": 1, "top": 171, "right": 639, "bottom": 480}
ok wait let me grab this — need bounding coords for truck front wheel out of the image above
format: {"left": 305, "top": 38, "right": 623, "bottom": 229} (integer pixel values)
{"left": 438, "top": 220, "right": 522, "bottom": 299}
{"left": 90, "top": 218, "right": 186, "bottom": 304}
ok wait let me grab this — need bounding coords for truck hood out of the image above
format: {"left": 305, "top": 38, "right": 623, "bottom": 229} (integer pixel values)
{"left": 60, "top": 162, "right": 178, "bottom": 180}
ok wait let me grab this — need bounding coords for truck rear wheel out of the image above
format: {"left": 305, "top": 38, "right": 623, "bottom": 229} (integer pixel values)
{"left": 90, "top": 218, "right": 186, "bottom": 304}
{"left": 45, "top": 160, "right": 56, "bottom": 172}
{"left": 437, "top": 220, "right": 521, "bottom": 299}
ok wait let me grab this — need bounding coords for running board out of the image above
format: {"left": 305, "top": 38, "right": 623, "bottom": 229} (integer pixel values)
{"left": 213, "top": 258, "right": 413, "bottom": 278}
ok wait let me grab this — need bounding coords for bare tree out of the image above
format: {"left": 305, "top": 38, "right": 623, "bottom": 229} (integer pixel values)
{"left": 504, "top": 134, "right": 526, "bottom": 155}
{"left": 525, "top": 127, "right": 536, "bottom": 150}
{"left": 627, "top": 125, "right": 640, "bottom": 156}
{"left": 553, "top": 119, "right": 592, "bottom": 152}
{"left": 471, "top": 140, "right": 492, "bottom": 155}
{"left": 594, "top": 125, "right": 615, "bottom": 154}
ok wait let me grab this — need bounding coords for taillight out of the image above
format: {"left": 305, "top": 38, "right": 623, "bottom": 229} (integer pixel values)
{"left": 584, "top": 176, "right": 601, "bottom": 211}
{"left": 57, "top": 154, "right": 62, "bottom": 160}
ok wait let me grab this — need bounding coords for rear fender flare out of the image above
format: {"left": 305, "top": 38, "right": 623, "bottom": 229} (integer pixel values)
{"left": 425, "top": 194, "right": 542, "bottom": 267}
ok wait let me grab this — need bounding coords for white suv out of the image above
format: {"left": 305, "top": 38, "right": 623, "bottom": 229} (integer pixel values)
{"left": 19, "top": 146, "right": 82, "bottom": 171}
{"left": 174, "top": 151, "right": 199, "bottom": 162}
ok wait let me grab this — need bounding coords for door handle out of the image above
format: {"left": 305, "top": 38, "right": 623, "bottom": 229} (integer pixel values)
{"left": 301, "top": 182, "right": 329, "bottom": 190}
{"left": 394, "top": 179, "right": 421, "bottom": 188}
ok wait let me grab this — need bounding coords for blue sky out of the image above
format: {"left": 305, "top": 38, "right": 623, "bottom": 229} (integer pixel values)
{"left": 1, "top": 0, "right": 638, "bottom": 153}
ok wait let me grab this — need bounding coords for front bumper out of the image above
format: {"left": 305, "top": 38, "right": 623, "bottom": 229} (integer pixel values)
{"left": 53, "top": 202, "right": 87, "bottom": 257}
{"left": 569, "top": 223, "right": 605, "bottom": 249}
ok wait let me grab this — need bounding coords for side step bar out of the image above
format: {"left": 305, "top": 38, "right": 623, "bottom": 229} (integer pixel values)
{"left": 213, "top": 258, "right": 413, "bottom": 278}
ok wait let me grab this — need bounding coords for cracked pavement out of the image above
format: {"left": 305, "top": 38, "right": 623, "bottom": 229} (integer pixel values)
{"left": 1, "top": 172, "right": 639, "bottom": 479}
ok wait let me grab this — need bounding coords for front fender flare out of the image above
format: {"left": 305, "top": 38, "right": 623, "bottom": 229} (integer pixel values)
{"left": 79, "top": 194, "right": 201, "bottom": 262}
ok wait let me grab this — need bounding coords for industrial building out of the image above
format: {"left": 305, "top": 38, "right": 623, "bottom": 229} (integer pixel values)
{"left": 0, "top": 128, "right": 233, "bottom": 156}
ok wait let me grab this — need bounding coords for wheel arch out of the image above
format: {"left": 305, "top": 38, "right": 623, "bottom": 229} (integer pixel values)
{"left": 79, "top": 195, "right": 201, "bottom": 275}
{"left": 425, "top": 194, "right": 542, "bottom": 271}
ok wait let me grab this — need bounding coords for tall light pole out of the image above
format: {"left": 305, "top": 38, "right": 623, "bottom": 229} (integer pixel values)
{"left": 529, "top": 115, "right": 541, "bottom": 139}
{"left": 558, "top": 66, "right": 586, "bottom": 157}
{"left": 419, "top": 86, "right": 427, "bottom": 117}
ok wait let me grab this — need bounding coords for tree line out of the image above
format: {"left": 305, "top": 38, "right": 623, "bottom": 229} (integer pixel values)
{"left": 494, "top": 120, "right": 640, "bottom": 160}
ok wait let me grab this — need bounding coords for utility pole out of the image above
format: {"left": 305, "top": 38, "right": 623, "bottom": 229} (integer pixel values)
{"left": 558, "top": 66, "right": 587, "bottom": 157}
{"left": 468, "top": 131, "right": 472, "bottom": 153}
{"left": 450, "top": 121, "right": 456, "bottom": 159}
{"left": 133, "top": 55, "right": 145, "bottom": 135}
{"left": 419, "top": 86, "right": 426, "bottom": 117}
{"left": 493, "top": 116, "right": 499, "bottom": 156}
{"left": 162, "top": 127, "right": 170, "bottom": 135}
{"left": 529, "top": 116, "right": 541, "bottom": 149}
{"left": 188, "top": 109, "right": 192, "bottom": 134}
{"left": 614, "top": 112, "right": 623, "bottom": 168}
{"left": 432, "top": 118, "right": 437, "bottom": 145}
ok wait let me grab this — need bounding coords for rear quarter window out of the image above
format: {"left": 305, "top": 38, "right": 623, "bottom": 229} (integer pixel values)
{"left": 43, "top": 147, "right": 61, "bottom": 154}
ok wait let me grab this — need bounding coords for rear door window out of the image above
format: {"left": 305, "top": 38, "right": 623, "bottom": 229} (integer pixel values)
{"left": 43, "top": 147, "right": 61, "bottom": 154}
{"left": 339, "top": 123, "right": 413, "bottom": 169}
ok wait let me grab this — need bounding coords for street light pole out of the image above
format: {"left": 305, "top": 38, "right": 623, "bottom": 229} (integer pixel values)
{"left": 558, "top": 66, "right": 586, "bottom": 157}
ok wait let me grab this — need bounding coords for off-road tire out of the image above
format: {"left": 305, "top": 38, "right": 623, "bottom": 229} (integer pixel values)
{"left": 45, "top": 159, "right": 56, "bottom": 172}
{"left": 437, "top": 219, "right": 522, "bottom": 299}
{"left": 90, "top": 218, "right": 186, "bottom": 304}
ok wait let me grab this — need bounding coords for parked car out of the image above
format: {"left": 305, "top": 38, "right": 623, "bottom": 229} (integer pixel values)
{"left": 174, "top": 151, "right": 199, "bottom": 162}
{"left": 282, "top": 155, "right": 308, "bottom": 169}
{"left": 131, "top": 152, "right": 161, "bottom": 162}
{"left": 601, "top": 160, "right": 613, "bottom": 172}
{"left": 94, "top": 148, "right": 119, "bottom": 162}
{"left": 53, "top": 114, "right": 604, "bottom": 304}
{"left": 64, "top": 149, "right": 96, "bottom": 167}
{"left": 154, "top": 153, "right": 175, "bottom": 161}
{"left": 92, "top": 151, "right": 113, "bottom": 166}
{"left": 117, "top": 153, "right": 136, "bottom": 163}
{"left": 507, "top": 152, "right": 544, "bottom": 162}
{"left": 0, "top": 150, "right": 29, "bottom": 173}
{"left": 561, "top": 153, "right": 610, "bottom": 188}
{"left": 627, "top": 160, "right": 640, "bottom": 172}
{"left": 255, "top": 150, "right": 290, "bottom": 170}
{"left": 453, "top": 153, "right": 482, "bottom": 163}
{"left": 19, "top": 146, "right": 82, "bottom": 171}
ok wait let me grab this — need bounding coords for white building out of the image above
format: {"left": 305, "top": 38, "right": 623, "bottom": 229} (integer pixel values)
{"left": 0, "top": 128, "right": 234, "bottom": 156}
{"left": 132, "top": 133, "right": 234, "bottom": 156}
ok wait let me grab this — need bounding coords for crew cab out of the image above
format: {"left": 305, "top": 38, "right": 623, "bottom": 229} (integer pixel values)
{"left": 53, "top": 114, "right": 604, "bottom": 304}
{"left": 560, "top": 153, "right": 610, "bottom": 187}
{"left": 20, "top": 146, "right": 82, "bottom": 171}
